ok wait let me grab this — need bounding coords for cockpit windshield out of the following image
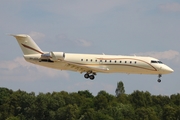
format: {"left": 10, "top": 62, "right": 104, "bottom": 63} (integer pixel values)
{"left": 151, "top": 60, "right": 163, "bottom": 64}
{"left": 158, "top": 61, "right": 163, "bottom": 64}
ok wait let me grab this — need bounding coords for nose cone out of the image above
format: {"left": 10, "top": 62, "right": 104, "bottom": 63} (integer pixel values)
{"left": 166, "top": 67, "right": 174, "bottom": 73}
{"left": 162, "top": 65, "right": 174, "bottom": 74}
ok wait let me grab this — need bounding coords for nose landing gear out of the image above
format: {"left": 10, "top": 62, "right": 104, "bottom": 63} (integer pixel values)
{"left": 157, "top": 74, "right": 162, "bottom": 83}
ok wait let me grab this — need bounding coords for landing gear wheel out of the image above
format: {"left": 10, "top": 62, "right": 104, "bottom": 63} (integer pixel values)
{"left": 157, "top": 74, "right": 162, "bottom": 83}
{"left": 84, "top": 72, "right": 96, "bottom": 80}
{"left": 84, "top": 74, "right": 89, "bottom": 79}
{"left": 157, "top": 79, "right": 161, "bottom": 83}
{"left": 89, "top": 75, "right": 95, "bottom": 80}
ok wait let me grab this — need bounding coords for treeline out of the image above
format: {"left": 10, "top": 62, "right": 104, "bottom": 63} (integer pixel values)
{"left": 0, "top": 86, "right": 180, "bottom": 120}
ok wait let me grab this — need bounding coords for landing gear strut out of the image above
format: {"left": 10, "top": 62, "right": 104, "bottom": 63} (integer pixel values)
{"left": 84, "top": 72, "right": 96, "bottom": 80}
{"left": 157, "top": 74, "right": 162, "bottom": 83}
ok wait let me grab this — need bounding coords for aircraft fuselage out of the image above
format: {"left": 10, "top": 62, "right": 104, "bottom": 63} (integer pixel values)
{"left": 24, "top": 53, "right": 173, "bottom": 75}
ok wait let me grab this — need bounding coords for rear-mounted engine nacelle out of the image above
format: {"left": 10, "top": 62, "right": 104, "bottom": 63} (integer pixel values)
{"left": 40, "top": 52, "right": 65, "bottom": 62}
{"left": 41, "top": 52, "right": 51, "bottom": 59}
{"left": 51, "top": 52, "right": 65, "bottom": 61}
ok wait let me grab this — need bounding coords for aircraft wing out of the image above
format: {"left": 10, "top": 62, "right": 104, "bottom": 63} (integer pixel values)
{"left": 64, "top": 61, "right": 109, "bottom": 73}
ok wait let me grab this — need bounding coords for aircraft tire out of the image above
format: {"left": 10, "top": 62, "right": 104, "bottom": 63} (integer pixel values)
{"left": 157, "top": 79, "right": 161, "bottom": 83}
{"left": 89, "top": 75, "right": 95, "bottom": 80}
{"left": 84, "top": 74, "right": 89, "bottom": 79}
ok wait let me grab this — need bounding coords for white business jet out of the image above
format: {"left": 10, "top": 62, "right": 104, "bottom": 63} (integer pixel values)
{"left": 12, "top": 34, "right": 173, "bottom": 82}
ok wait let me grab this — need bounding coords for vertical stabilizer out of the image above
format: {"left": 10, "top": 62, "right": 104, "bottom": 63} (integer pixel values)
{"left": 11, "top": 34, "right": 43, "bottom": 55}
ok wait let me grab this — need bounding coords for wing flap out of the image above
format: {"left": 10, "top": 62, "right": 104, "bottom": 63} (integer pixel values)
{"left": 65, "top": 62, "right": 109, "bottom": 73}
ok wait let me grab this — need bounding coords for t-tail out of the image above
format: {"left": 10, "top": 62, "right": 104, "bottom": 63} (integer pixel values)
{"left": 11, "top": 34, "right": 43, "bottom": 55}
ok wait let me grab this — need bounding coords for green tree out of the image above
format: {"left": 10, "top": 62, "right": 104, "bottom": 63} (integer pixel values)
{"left": 175, "top": 106, "right": 180, "bottom": 120}
{"left": 135, "top": 107, "right": 158, "bottom": 120}
{"left": 5, "top": 116, "right": 20, "bottom": 120}
{"left": 144, "top": 91, "right": 152, "bottom": 106}
{"left": 1, "top": 86, "right": 180, "bottom": 120}
{"left": 97, "top": 91, "right": 115, "bottom": 103}
{"left": 34, "top": 92, "right": 49, "bottom": 120}
{"left": 170, "top": 93, "right": 180, "bottom": 106}
{"left": 49, "top": 91, "right": 65, "bottom": 111}
{"left": 94, "top": 91, "right": 114, "bottom": 110}
{"left": 129, "top": 90, "right": 146, "bottom": 108}
{"left": 95, "top": 111, "right": 114, "bottom": 120}
{"left": 105, "top": 103, "right": 135, "bottom": 120}
{"left": 116, "top": 93, "right": 129, "bottom": 104}
{"left": 162, "top": 105, "right": 176, "bottom": 120}
{"left": 56, "top": 104, "right": 80, "bottom": 120}
{"left": 115, "top": 81, "right": 125, "bottom": 97}
{"left": 0, "top": 88, "right": 13, "bottom": 120}
{"left": 78, "top": 90, "right": 94, "bottom": 98}
{"left": 94, "top": 93, "right": 108, "bottom": 110}
{"left": 79, "top": 108, "right": 97, "bottom": 120}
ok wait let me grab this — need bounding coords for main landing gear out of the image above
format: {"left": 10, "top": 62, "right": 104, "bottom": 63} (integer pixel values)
{"left": 84, "top": 72, "right": 96, "bottom": 80}
{"left": 157, "top": 74, "right": 162, "bottom": 83}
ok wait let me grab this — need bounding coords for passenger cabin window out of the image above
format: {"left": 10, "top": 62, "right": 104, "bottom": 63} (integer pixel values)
{"left": 91, "top": 59, "right": 93, "bottom": 62}
{"left": 86, "top": 59, "right": 88, "bottom": 61}
{"left": 81, "top": 59, "right": 83, "bottom": 61}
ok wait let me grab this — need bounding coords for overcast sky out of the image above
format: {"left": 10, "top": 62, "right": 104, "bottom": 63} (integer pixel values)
{"left": 0, "top": 0, "right": 180, "bottom": 96}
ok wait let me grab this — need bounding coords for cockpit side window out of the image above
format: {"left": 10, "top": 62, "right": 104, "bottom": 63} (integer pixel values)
{"left": 151, "top": 60, "right": 163, "bottom": 64}
{"left": 151, "top": 60, "right": 157, "bottom": 63}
